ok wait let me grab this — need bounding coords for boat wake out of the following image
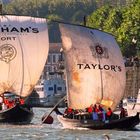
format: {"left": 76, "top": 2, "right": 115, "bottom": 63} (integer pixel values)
{"left": 1, "top": 123, "right": 44, "bottom": 129}
{"left": 61, "top": 126, "right": 89, "bottom": 130}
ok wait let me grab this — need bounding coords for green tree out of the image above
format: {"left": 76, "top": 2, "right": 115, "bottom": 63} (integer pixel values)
{"left": 87, "top": 5, "right": 109, "bottom": 29}
{"left": 3, "top": 0, "right": 97, "bottom": 42}
{"left": 87, "top": 0, "right": 140, "bottom": 57}
{"left": 117, "top": 0, "right": 140, "bottom": 57}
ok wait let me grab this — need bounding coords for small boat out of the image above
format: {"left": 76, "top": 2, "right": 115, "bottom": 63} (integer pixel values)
{"left": 53, "top": 106, "right": 140, "bottom": 130}
{"left": 0, "top": 104, "right": 33, "bottom": 124}
{"left": 123, "top": 89, "right": 140, "bottom": 116}
{"left": 55, "top": 22, "right": 139, "bottom": 130}
{"left": 0, "top": 15, "right": 49, "bottom": 123}
{"left": 35, "top": 80, "right": 45, "bottom": 98}
{"left": 57, "top": 113, "right": 140, "bottom": 130}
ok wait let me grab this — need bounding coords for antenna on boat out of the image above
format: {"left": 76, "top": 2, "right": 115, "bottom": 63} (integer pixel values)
{"left": 83, "top": 15, "right": 87, "bottom": 26}
{"left": 35, "top": 0, "right": 39, "bottom": 16}
{"left": 0, "top": 0, "right": 3, "bottom": 15}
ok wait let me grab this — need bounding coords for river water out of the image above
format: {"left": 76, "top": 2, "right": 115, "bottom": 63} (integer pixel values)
{"left": 0, "top": 108, "right": 140, "bottom": 140}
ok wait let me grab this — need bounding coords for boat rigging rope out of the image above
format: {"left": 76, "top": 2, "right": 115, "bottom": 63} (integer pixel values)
{"left": 17, "top": 30, "right": 24, "bottom": 96}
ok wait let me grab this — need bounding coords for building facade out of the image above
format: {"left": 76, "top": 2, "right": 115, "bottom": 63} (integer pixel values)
{"left": 39, "top": 43, "right": 66, "bottom": 98}
{"left": 43, "top": 43, "right": 65, "bottom": 80}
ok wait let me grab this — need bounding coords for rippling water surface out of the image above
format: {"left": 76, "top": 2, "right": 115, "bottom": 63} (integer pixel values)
{"left": 0, "top": 108, "right": 140, "bottom": 140}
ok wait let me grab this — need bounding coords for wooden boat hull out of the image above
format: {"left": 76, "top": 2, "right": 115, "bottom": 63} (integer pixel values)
{"left": 57, "top": 113, "right": 140, "bottom": 130}
{"left": 0, "top": 104, "right": 34, "bottom": 124}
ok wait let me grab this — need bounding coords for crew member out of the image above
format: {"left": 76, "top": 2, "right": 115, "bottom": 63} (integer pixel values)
{"left": 106, "top": 108, "right": 112, "bottom": 120}
{"left": 87, "top": 104, "right": 93, "bottom": 113}
{"left": 19, "top": 98, "right": 25, "bottom": 105}
{"left": 120, "top": 107, "right": 128, "bottom": 118}
{"left": 0, "top": 95, "right": 3, "bottom": 110}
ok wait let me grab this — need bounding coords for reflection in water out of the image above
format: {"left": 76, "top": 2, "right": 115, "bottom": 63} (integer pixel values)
{"left": 0, "top": 108, "right": 139, "bottom": 140}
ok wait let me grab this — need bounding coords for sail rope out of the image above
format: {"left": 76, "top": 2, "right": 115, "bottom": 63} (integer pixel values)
{"left": 17, "top": 27, "right": 25, "bottom": 96}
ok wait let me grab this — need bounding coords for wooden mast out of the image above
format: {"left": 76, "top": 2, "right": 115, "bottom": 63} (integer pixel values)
{"left": 0, "top": 0, "right": 3, "bottom": 15}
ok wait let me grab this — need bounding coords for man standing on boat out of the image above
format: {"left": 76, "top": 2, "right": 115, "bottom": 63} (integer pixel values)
{"left": 106, "top": 108, "right": 113, "bottom": 120}
{"left": 0, "top": 95, "right": 3, "bottom": 110}
{"left": 92, "top": 107, "right": 98, "bottom": 121}
{"left": 87, "top": 104, "right": 93, "bottom": 113}
{"left": 120, "top": 107, "right": 128, "bottom": 118}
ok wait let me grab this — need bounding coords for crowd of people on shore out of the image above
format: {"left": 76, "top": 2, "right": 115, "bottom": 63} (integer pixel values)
{"left": 0, "top": 95, "right": 25, "bottom": 111}
{"left": 63, "top": 104, "right": 128, "bottom": 122}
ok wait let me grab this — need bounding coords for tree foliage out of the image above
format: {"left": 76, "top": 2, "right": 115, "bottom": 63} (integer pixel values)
{"left": 87, "top": 0, "right": 140, "bottom": 57}
{"left": 2, "top": 0, "right": 139, "bottom": 57}
{"left": 3, "top": 0, "right": 97, "bottom": 22}
{"left": 3, "top": 0, "right": 97, "bottom": 42}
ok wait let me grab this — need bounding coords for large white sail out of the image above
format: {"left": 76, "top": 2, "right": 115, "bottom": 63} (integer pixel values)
{"left": 0, "top": 15, "right": 49, "bottom": 97}
{"left": 59, "top": 23, "right": 126, "bottom": 111}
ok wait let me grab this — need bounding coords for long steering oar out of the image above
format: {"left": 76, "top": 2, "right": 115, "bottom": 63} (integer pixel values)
{"left": 42, "top": 95, "right": 66, "bottom": 124}
{"left": 132, "top": 89, "right": 140, "bottom": 110}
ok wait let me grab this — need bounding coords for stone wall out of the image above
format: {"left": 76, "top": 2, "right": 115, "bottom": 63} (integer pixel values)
{"left": 124, "top": 66, "right": 140, "bottom": 97}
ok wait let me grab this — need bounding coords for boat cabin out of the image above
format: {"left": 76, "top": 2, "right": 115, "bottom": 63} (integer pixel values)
{"left": 44, "top": 78, "right": 66, "bottom": 97}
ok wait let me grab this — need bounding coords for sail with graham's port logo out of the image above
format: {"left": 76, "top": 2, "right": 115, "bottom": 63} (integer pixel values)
{"left": 0, "top": 15, "right": 49, "bottom": 97}
{"left": 59, "top": 23, "right": 126, "bottom": 111}
{"left": 0, "top": 15, "right": 49, "bottom": 124}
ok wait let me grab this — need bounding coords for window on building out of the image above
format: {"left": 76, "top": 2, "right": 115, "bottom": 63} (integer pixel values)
{"left": 58, "top": 54, "right": 63, "bottom": 61}
{"left": 48, "top": 55, "right": 51, "bottom": 63}
{"left": 54, "top": 66, "right": 57, "bottom": 71}
{"left": 57, "top": 74, "right": 61, "bottom": 79}
{"left": 53, "top": 55, "right": 56, "bottom": 63}
{"left": 57, "top": 87, "right": 62, "bottom": 91}
{"left": 48, "top": 87, "right": 53, "bottom": 91}
{"left": 46, "top": 66, "right": 51, "bottom": 72}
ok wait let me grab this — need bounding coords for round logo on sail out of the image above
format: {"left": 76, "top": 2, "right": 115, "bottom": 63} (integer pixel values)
{"left": 95, "top": 45, "right": 103, "bottom": 55}
{"left": 0, "top": 44, "right": 17, "bottom": 63}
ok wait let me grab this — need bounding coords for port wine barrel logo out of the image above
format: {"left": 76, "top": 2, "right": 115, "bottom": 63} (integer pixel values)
{"left": 89, "top": 44, "right": 109, "bottom": 59}
{"left": 95, "top": 45, "right": 103, "bottom": 55}
{"left": 0, "top": 44, "right": 17, "bottom": 63}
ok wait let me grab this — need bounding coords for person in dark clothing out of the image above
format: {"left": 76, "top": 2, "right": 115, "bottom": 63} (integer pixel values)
{"left": 98, "top": 105, "right": 103, "bottom": 121}
{"left": 106, "top": 108, "right": 112, "bottom": 120}
{"left": 54, "top": 106, "right": 63, "bottom": 115}
{"left": 120, "top": 107, "right": 128, "bottom": 119}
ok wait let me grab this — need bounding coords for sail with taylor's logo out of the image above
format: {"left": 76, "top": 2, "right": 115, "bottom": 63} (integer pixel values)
{"left": 0, "top": 15, "right": 49, "bottom": 97}
{"left": 59, "top": 23, "right": 126, "bottom": 111}
{"left": 42, "top": 22, "right": 139, "bottom": 129}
